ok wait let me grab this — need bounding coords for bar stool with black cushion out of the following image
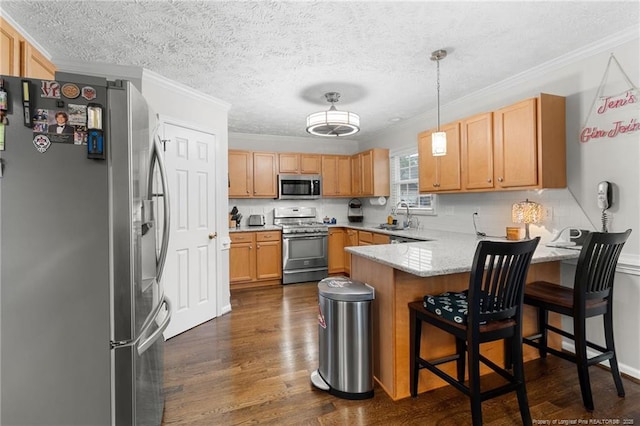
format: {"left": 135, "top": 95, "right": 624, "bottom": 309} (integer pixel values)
{"left": 523, "top": 229, "right": 631, "bottom": 411}
{"left": 409, "top": 237, "right": 540, "bottom": 426}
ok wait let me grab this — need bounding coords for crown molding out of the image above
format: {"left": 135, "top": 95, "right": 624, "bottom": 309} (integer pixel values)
{"left": 370, "top": 26, "right": 640, "bottom": 141}
{"left": 0, "top": 9, "right": 52, "bottom": 60}
{"left": 445, "top": 25, "right": 639, "bottom": 111}
{"left": 142, "top": 69, "right": 231, "bottom": 111}
{"left": 52, "top": 61, "right": 231, "bottom": 111}
{"left": 54, "top": 59, "right": 144, "bottom": 81}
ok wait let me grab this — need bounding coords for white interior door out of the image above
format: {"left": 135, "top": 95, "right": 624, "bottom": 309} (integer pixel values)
{"left": 161, "top": 121, "right": 218, "bottom": 339}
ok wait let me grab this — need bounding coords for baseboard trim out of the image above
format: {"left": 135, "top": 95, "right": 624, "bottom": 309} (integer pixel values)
{"left": 562, "top": 341, "right": 640, "bottom": 381}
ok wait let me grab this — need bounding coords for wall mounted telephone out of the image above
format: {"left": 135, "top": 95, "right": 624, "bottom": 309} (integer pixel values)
{"left": 597, "top": 181, "right": 612, "bottom": 210}
{"left": 597, "top": 181, "right": 612, "bottom": 232}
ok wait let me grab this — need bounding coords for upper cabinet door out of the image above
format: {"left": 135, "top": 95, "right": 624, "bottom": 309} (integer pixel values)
{"left": 252, "top": 152, "right": 277, "bottom": 197}
{"left": 494, "top": 98, "right": 538, "bottom": 188}
{"left": 461, "top": 112, "right": 494, "bottom": 190}
{"left": 436, "top": 122, "right": 461, "bottom": 191}
{"left": 300, "top": 154, "right": 321, "bottom": 174}
{"left": 418, "top": 129, "right": 438, "bottom": 192}
{"left": 1, "top": 17, "right": 56, "bottom": 79}
{"left": 336, "top": 155, "right": 352, "bottom": 196}
{"left": 1, "top": 17, "right": 21, "bottom": 76}
{"left": 228, "top": 150, "right": 253, "bottom": 197}
{"left": 22, "top": 43, "right": 56, "bottom": 79}
{"left": 278, "top": 153, "right": 299, "bottom": 174}
{"left": 418, "top": 124, "right": 460, "bottom": 192}
{"left": 359, "top": 149, "right": 389, "bottom": 197}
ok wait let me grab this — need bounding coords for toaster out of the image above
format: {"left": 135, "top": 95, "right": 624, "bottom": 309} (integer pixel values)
{"left": 248, "top": 214, "right": 266, "bottom": 226}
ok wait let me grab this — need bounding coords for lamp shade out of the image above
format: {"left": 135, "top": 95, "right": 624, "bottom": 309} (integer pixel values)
{"left": 512, "top": 199, "right": 542, "bottom": 224}
{"left": 512, "top": 199, "right": 542, "bottom": 239}
{"left": 432, "top": 131, "right": 447, "bottom": 156}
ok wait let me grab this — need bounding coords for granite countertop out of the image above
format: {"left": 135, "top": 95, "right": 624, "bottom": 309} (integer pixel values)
{"left": 345, "top": 229, "right": 581, "bottom": 278}
{"left": 229, "top": 224, "right": 281, "bottom": 233}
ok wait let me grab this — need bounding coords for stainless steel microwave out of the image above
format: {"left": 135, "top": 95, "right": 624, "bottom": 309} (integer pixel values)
{"left": 278, "top": 174, "right": 322, "bottom": 200}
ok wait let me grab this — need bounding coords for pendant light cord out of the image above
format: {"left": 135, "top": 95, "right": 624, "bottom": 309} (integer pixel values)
{"left": 436, "top": 57, "right": 441, "bottom": 132}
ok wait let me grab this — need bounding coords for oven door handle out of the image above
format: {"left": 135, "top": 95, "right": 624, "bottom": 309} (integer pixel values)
{"left": 283, "top": 234, "right": 327, "bottom": 240}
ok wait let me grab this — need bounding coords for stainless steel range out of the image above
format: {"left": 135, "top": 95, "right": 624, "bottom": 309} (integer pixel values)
{"left": 274, "top": 207, "right": 329, "bottom": 284}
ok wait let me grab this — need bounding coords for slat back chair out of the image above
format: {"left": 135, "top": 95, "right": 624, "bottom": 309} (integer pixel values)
{"left": 523, "top": 229, "right": 631, "bottom": 411}
{"left": 409, "top": 237, "right": 540, "bottom": 426}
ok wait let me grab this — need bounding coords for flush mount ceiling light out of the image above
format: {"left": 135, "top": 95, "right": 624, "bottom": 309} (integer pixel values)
{"left": 431, "top": 49, "right": 447, "bottom": 156}
{"left": 306, "top": 92, "right": 360, "bottom": 137}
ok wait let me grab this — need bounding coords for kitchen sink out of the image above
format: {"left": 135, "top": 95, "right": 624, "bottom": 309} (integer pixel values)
{"left": 378, "top": 223, "right": 407, "bottom": 231}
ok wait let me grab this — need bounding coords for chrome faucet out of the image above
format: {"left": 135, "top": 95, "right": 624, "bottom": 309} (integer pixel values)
{"left": 397, "top": 201, "right": 410, "bottom": 228}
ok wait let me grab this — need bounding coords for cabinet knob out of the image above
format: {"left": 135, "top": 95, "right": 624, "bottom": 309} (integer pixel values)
{"left": 433, "top": 183, "right": 437, "bottom": 187}
{"left": 209, "top": 232, "right": 217, "bottom": 239}
{"left": 257, "top": 244, "right": 260, "bottom": 249}
{"left": 487, "top": 178, "right": 492, "bottom": 183}
{"left": 498, "top": 177, "right": 504, "bottom": 182}
{"left": 249, "top": 245, "right": 252, "bottom": 250}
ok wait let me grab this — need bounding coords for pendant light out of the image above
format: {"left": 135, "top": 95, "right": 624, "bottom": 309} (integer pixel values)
{"left": 431, "top": 49, "right": 447, "bottom": 156}
{"left": 306, "top": 92, "right": 360, "bottom": 137}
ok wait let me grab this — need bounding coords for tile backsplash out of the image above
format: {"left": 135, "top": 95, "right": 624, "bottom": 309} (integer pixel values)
{"left": 229, "top": 188, "right": 595, "bottom": 243}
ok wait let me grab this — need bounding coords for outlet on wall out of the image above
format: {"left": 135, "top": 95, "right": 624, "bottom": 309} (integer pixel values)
{"left": 545, "top": 207, "right": 553, "bottom": 220}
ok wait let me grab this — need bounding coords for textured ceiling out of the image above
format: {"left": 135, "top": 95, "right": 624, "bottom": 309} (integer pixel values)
{"left": 2, "top": 1, "right": 639, "bottom": 140}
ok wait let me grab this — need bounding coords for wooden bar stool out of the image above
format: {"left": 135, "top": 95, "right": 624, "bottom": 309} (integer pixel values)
{"left": 409, "top": 237, "right": 540, "bottom": 426}
{"left": 523, "top": 229, "right": 631, "bottom": 411}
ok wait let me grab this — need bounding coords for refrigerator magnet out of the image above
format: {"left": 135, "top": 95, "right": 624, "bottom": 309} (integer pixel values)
{"left": 40, "top": 81, "right": 61, "bottom": 99}
{"left": 81, "top": 86, "right": 97, "bottom": 101}
{"left": 61, "top": 83, "right": 80, "bottom": 99}
{"left": 33, "top": 134, "right": 51, "bottom": 153}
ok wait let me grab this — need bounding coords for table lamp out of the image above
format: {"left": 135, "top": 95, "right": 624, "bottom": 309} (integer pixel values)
{"left": 512, "top": 199, "right": 542, "bottom": 239}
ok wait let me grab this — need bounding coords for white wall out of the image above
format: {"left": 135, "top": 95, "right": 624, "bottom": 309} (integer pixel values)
{"left": 229, "top": 132, "right": 358, "bottom": 155}
{"left": 140, "top": 70, "right": 232, "bottom": 317}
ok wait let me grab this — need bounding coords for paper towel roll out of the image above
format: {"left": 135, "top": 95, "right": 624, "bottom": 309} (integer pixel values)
{"left": 369, "top": 196, "right": 387, "bottom": 206}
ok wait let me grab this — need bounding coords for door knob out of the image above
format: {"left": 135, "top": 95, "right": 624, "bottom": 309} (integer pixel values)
{"left": 209, "top": 232, "right": 217, "bottom": 239}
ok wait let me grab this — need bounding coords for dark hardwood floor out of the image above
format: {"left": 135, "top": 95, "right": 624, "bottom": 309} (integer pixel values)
{"left": 162, "top": 282, "right": 639, "bottom": 425}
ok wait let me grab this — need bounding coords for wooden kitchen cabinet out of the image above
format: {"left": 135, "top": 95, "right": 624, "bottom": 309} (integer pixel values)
{"left": 230, "top": 231, "right": 282, "bottom": 289}
{"left": 354, "top": 148, "right": 390, "bottom": 197}
{"left": 358, "top": 230, "right": 389, "bottom": 245}
{"left": 1, "top": 17, "right": 56, "bottom": 79}
{"left": 229, "top": 232, "right": 256, "bottom": 283}
{"left": 328, "top": 228, "right": 346, "bottom": 274}
{"left": 228, "top": 150, "right": 277, "bottom": 198}
{"left": 321, "top": 155, "right": 352, "bottom": 196}
{"left": 418, "top": 122, "right": 461, "bottom": 192}
{"left": 418, "top": 94, "right": 565, "bottom": 194}
{"left": 373, "top": 233, "right": 390, "bottom": 244}
{"left": 461, "top": 112, "right": 494, "bottom": 190}
{"left": 344, "top": 228, "right": 358, "bottom": 275}
{"left": 278, "top": 153, "right": 321, "bottom": 174}
{"left": 229, "top": 150, "right": 253, "bottom": 197}
{"left": 255, "top": 231, "right": 282, "bottom": 280}
{"left": 494, "top": 94, "right": 566, "bottom": 190}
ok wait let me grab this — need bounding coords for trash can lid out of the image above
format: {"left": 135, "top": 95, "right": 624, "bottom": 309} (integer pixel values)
{"left": 318, "top": 276, "right": 375, "bottom": 301}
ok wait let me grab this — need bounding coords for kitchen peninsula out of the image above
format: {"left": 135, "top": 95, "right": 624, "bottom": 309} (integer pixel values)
{"left": 345, "top": 230, "right": 580, "bottom": 401}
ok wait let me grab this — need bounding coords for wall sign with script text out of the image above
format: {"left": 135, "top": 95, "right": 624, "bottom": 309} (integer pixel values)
{"left": 580, "top": 54, "right": 639, "bottom": 144}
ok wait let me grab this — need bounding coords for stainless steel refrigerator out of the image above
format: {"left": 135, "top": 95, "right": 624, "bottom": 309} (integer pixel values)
{"left": 0, "top": 73, "right": 172, "bottom": 425}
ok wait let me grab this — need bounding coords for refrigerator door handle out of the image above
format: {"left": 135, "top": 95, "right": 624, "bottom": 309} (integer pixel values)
{"left": 148, "top": 133, "right": 171, "bottom": 282}
{"left": 137, "top": 295, "right": 172, "bottom": 356}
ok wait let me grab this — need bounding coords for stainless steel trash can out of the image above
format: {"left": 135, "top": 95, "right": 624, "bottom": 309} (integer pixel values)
{"left": 310, "top": 276, "right": 375, "bottom": 399}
